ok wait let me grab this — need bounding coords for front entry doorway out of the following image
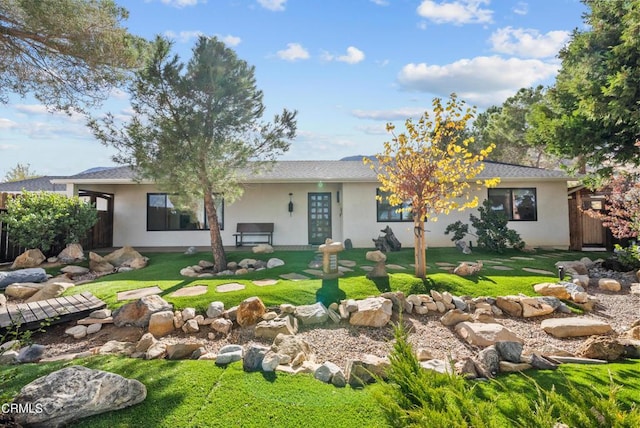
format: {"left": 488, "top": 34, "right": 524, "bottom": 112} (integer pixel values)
{"left": 308, "top": 192, "right": 331, "bottom": 245}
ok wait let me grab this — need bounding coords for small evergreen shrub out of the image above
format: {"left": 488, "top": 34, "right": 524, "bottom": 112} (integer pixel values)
{"left": 0, "top": 191, "right": 97, "bottom": 253}
{"left": 611, "top": 243, "right": 640, "bottom": 271}
{"left": 445, "top": 199, "right": 525, "bottom": 253}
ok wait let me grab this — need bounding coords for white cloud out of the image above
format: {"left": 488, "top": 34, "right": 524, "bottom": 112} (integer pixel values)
{"left": 352, "top": 107, "right": 430, "bottom": 121}
{"left": 370, "top": 0, "right": 389, "bottom": 5}
{"left": 164, "top": 30, "right": 203, "bottom": 43}
{"left": 0, "top": 118, "right": 17, "bottom": 129}
{"left": 490, "top": 27, "right": 570, "bottom": 58}
{"left": 258, "top": 0, "right": 287, "bottom": 11}
{"left": 0, "top": 144, "right": 18, "bottom": 150}
{"left": 322, "top": 46, "right": 365, "bottom": 64}
{"left": 397, "top": 56, "right": 559, "bottom": 106}
{"left": 277, "top": 43, "right": 310, "bottom": 61}
{"left": 417, "top": 0, "right": 493, "bottom": 25}
{"left": 513, "top": 1, "right": 528, "bottom": 15}
{"left": 220, "top": 34, "right": 242, "bottom": 47}
{"left": 160, "top": 0, "right": 202, "bottom": 8}
{"left": 356, "top": 124, "right": 392, "bottom": 135}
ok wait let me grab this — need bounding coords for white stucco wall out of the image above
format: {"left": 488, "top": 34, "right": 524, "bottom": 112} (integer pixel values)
{"left": 67, "top": 179, "right": 570, "bottom": 249}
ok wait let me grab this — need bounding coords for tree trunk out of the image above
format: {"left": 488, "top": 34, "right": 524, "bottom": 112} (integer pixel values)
{"left": 413, "top": 217, "right": 427, "bottom": 279}
{"left": 203, "top": 191, "right": 227, "bottom": 272}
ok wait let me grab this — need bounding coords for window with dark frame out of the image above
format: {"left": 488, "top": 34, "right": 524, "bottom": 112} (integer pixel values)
{"left": 487, "top": 188, "right": 537, "bottom": 221}
{"left": 376, "top": 189, "right": 413, "bottom": 222}
{"left": 147, "top": 193, "right": 224, "bottom": 231}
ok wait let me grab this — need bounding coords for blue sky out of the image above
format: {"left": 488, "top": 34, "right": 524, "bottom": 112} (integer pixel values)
{"left": 0, "top": 0, "right": 587, "bottom": 177}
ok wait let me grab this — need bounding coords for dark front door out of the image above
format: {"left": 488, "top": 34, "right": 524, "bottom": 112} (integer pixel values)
{"left": 308, "top": 192, "right": 331, "bottom": 245}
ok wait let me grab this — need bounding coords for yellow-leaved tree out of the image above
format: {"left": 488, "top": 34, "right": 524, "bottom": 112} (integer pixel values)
{"left": 365, "top": 94, "right": 499, "bottom": 279}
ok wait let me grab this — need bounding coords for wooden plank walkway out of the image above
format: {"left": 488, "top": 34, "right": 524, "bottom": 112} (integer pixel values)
{"left": 0, "top": 291, "right": 106, "bottom": 331}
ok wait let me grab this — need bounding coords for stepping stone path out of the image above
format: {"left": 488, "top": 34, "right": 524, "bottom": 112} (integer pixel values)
{"left": 279, "top": 273, "right": 310, "bottom": 281}
{"left": 338, "top": 266, "right": 353, "bottom": 272}
{"left": 510, "top": 256, "right": 536, "bottom": 261}
{"left": 252, "top": 279, "right": 278, "bottom": 287}
{"left": 478, "top": 259, "right": 503, "bottom": 264}
{"left": 487, "top": 265, "right": 514, "bottom": 271}
{"left": 338, "top": 260, "right": 356, "bottom": 268}
{"left": 303, "top": 269, "right": 323, "bottom": 277}
{"left": 435, "top": 262, "right": 456, "bottom": 267}
{"left": 216, "top": 283, "right": 246, "bottom": 293}
{"left": 386, "top": 264, "right": 407, "bottom": 270}
{"left": 360, "top": 266, "right": 374, "bottom": 272}
{"left": 117, "top": 286, "right": 162, "bottom": 301}
{"left": 169, "top": 285, "right": 208, "bottom": 297}
{"left": 522, "top": 267, "right": 555, "bottom": 275}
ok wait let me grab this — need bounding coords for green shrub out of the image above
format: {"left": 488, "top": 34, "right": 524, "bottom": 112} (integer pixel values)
{"left": 0, "top": 191, "right": 97, "bottom": 253}
{"left": 612, "top": 243, "right": 640, "bottom": 270}
{"left": 445, "top": 199, "right": 525, "bottom": 253}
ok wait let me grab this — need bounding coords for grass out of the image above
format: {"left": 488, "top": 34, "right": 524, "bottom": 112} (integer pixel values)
{"left": 1, "top": 356, "right": 638, "bottom": 427}
{"left": 63, "top": 247, "right": 603, "bottom": 311}
{"left": 5, "top": 246, "right": 637, "bottom": 427}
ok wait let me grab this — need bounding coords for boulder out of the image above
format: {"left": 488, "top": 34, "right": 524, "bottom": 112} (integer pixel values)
{"left": 243, "top": 344, "right": 270, "bottom": 372}
{"left": 4, "top": 283, "right": 40, "bottom": 299}
{"left": 89, "top": 252, "right": 115, "bottom": 273}
{"left": 90, "top": 308, "right": 112, "bottom": 319}
{"left": 349, "top": 297, "right": 392, "bottom": 328}
{"left": 112, "top": 295, "right": 173, "bottom": 328}
{"left": 210, "top": 318, "right": 233, "bottom": 335}
{"left": 529, "top": 353, "right": 559, "bottom": 370}
{"left": 166, "top": 343, "right": 202, "bottom": 360}
{"left": 252, "top": 243, "right": 274, "bottom": 254}
{"left": 261, "top": 351, "right": 281, "bottom": 372}
{"left": 576, "top": 336, "right": 625, "bottom": 361}
{"left": 86, "top": 323, "right": 102, "bottom": 334}
{"left": 16, "top": 344, "right": 46, "bottom": 363}
{"left": 57, "top": 244, "right": 85, "bottom": 263}
{"left": 453, "top": 261, "right": 483, "bottom": 276}
{"left": 555, "top": 261, "right": 588, "bottom": 276}
{"left": 495, "top": 296, "right": 523, "bottom": 317}
{"left": 135, "top": 333, "right": 157, "bottom": 353}
{"left": 181, "top": 319, "right": 200, "bottom": 334}
{"left": 440, "top": 309, "right": 473, "bottom": 327}
{"left": 236, "top": 296, "right": 267, "bottom": 327}
{"left": 25, "top": 282, "right": 67, "bottom": 303}
{"left": 0, "top": 268, "right": 48, "bottom": 289}
{"left": 145, "top": 342, "right": 167, "bottom": 360}
{"left": 295, "top": 302, "right": 329, "bottom": 325}
{"left": 12, "top": 366, "right": 146, "bottom": 428}
{"left": 455, "top": 322, "right": 523, "bottom": 347}
{"left": 454, "top": 357, "right": 479, "bottom": 379}
{"left": 206, "top": 301, "right": 225, "bottom": 319}
{"left": 541, "top": 318, "right": 613, "bottom": 338}
{"left": 519, "top": 297, "right": 556, "bottom": 318}
{"left": 60, "top": 265, "right": 90, "bottom": 277}
{"left": 255, "top": 317, "right": 298, "bottom": 339}
{"left": 148, "top": 311, "right": 175, "bottom": 337}
{"left": 181, "top": 307, "right": 196, "bottom": 321}
{"left": 533, "top": 282, "right": 571, "bottom": 300}
{"left": 267, "top": 258, "right": 285, "bottom": 268}
{"left": 11, "top": 249, "right": 46, "bottom": 269}
{"left": 345, "top": 354, "right": 389, "bottom": 388}
{"left": 272, "top": 334, "right": 314, "bottom": 363}
{"left": 598, "top": 278, "right": 621, "bottom": 292}
{"left": 420, "top": 359, "right": 453, "bottom": 374}
{"left": 499, "top": 361, "right": 532, "bottom": 373}
{"left": 315, "top": 361, "right": 346, "bottom": 386}
{"left": 477, "top": 346, "right": 500, "bottom": 377}
{"left": 216, "top": 344, "right": 243, "bottom": 365}
{"left": 495, "top": 341, "right": 523, "bottom": 363}
{"left": 365, "top": 250, "right": 386, "bottom": 263}
{"left": 98, "top": 341, "right": 136, "bottom": 356}
{"left": 65, "top": 325, "right": 88, "bottom": 339}
{"left": 104, "top": 246, "right": 148, "bottom": 269}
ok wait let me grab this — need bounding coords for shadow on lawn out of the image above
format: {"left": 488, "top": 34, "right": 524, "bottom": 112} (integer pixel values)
{"left": 316, "top": 278, "right": 346, "bottom": 306}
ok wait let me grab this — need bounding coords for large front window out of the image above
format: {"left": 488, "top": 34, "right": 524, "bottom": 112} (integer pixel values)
{"left": 376, "top": 189, "right": 412, "bottom": 222}
{"left": 147, "top": 194, "right": 224, "bottom": 231}
{"left": 487, "top": 188, "right": 537, "bottom": 221}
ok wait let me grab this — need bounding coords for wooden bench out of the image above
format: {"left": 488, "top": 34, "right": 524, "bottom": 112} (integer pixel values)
{"left": 233, "top": 223, "right": 274, "bottom": 247}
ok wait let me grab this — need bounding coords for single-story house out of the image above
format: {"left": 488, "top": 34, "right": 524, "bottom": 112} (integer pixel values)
{"left": 49, "top": 160, "right": 573, "bottom": 250}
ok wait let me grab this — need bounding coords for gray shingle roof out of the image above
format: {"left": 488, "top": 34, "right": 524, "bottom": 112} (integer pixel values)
{"left": 53, "top": 160, "right": 572, "bottom": 184}
{"left": 0, "top": 176, "right": 67, "bottom": 192}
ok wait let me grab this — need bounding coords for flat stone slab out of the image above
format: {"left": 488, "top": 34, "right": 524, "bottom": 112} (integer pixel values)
{"left": 522, "top": 268, "right": 555, "bottom": 275}
{"left": 303, "top": 269, "right": 323, "bottom": 277}
{"left": 338, "top": 266, "right": 353, "bottom": 272}
{"left": 116, "top": 286, "right": 162, "bottom": 301}
{"left": 510, "top": 256, "right": 536, "bottom": 261}
{"left": 435, "top": 262, "right": 456, "bottom": 267}
{"left": 216, "top": 282, "right": 246, "bottom": 293}
{"left": 488, "top": 265, "right": 514, "bottom": 271}
{"left": 170, "top": 285, "right": 208, "bottom": 297}
{"left": 279, "top": 273, "right": 310, "bottom": 281}
{"left": 360, "top": 266, "right": 374, "bottom": 272}
{"left": 477, "top": 259, "right": 503, "bottom": 264}
{"left": 541, "top": 318, "right": 613, "bottom": 338}
{"left": 338, "top": 260, "right": 357, "bottom": 268}
{"left": 386, "top": 264, "right": 407, "bottom": 270}
{"left": 252, "top": 279, "right": 279, "bottom": 287}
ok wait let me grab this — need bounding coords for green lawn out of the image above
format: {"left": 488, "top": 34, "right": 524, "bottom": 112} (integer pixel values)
{"left": 63, "top": 247, "right": 603, "bottom": 311}
{"left": 4, "top": 247, "right": 638, "bottom": 427}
